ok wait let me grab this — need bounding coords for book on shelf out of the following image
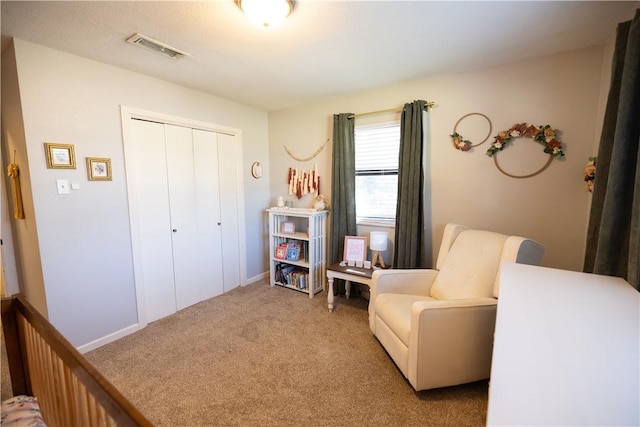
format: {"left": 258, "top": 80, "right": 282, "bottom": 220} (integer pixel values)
{"left": 275, "top": 263, "right": 309, "bottom": 290}
{"left": 275, "top": 263, "right": 294, "bottom": 284}
{"left": 290, "top": 270, "right": 308, "bottom": 290}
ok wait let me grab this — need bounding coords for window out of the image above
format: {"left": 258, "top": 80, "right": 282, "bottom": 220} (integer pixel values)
{"left": 355, "top": 122, "right": 400, "bottom": 225}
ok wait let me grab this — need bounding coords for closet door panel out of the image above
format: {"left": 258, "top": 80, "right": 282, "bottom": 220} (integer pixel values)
{"left": 217, "top": 133, "right": 241, "bottom": 292}
{"left": 164, "top": 125, "right": 200, "bottom": 310}
{"left": 130, "top": 119, "right": 176, "bottom": 322}
{"left": 193, "top": 129, "right": 224, "bottom": 300}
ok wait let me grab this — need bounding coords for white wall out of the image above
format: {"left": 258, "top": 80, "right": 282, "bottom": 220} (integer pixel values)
{"left": 269, "top": 46, "right": 604, "bottom": 271}
{"left": 2, "top": 39, "right": 271, "bottom": 347}
{"left": 0, "top": 155, "right": 20, "bottom": 297}
{"left": 1, "top": 42, "right": 48, "bottom": 315}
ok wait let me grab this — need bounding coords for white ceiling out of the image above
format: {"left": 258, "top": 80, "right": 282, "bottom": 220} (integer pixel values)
{"left": 1, "top": 1, "right": 637, "bottom": 111}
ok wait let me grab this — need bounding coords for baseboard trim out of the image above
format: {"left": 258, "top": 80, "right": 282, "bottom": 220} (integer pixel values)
{"left": 246, "top": 271, "right": 268, "bottom": 285}
{"left": 76, "top": 323, "right": 142, "bottom": 354}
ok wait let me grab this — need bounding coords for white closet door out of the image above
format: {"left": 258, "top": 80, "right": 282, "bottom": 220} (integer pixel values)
{"left": 193, "top": 129, "right": 224, "bottom": 300}
{"left": 127, "top": 114, "right": 241, "bottom": 324}
{"left": 130, "top": 119, "right": 176, "bottom": 322}
{"left": 217, "top": 133, "right": 241, "bottom": 292}
{"left": 164, "top": 124, "right": 201, "bottom": 311}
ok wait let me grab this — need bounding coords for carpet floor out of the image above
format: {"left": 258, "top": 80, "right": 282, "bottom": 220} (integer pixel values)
{"left": 82, "top": 280, "right": 487, "bottom": 426}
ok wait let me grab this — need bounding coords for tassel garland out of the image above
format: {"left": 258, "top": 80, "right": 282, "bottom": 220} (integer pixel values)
{"left": 288, "top": 165, "right": 320, "bottom": 199}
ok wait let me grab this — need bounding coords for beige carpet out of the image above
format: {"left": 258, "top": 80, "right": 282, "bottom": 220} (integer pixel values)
{"left": 80, "top": 280, "right": 488, "bottom": 426}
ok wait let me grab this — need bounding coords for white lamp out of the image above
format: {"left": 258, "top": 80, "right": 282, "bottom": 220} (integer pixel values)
{"left": 370, "top": 231, "right": 388, "bottom": 268}
{"left": 237, "top": 0, "right": 295, "bottom": 28}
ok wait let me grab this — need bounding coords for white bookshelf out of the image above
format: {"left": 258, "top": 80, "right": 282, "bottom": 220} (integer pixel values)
{"left": 267, "top": 208, "right": 328, "bottom": 297}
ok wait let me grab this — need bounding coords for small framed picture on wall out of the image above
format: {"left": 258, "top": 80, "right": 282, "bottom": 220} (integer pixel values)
{"left": 86, "top": 157, "right": 112, "bottom": 181}
{"left": 45, "top": 143, "right": 76, "bottom": 169}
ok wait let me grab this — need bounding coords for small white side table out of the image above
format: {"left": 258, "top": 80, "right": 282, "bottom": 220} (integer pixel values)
{"left": 326, "top": 263, "right": 374, "bottom": 312}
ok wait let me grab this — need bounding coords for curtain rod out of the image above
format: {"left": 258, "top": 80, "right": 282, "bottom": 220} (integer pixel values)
{"left": 348, "top": 101, "right": 435, "bottom": 119}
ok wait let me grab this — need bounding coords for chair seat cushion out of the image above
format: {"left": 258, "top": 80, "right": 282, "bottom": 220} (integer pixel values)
{"left": 374, "top": 293, "right": 437, "bottom": 346}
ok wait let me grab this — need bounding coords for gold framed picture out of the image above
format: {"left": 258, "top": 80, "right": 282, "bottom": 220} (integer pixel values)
{"left": 45, "top": 143, "right": 76, "bottom": 169}
{"left": 86, "top": 157, "right": 112, "bottom": 181}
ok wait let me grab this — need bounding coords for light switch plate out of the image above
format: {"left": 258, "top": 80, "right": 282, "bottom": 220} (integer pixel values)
{"left": 56, "top": 179, "right": 70, "bottom": 194}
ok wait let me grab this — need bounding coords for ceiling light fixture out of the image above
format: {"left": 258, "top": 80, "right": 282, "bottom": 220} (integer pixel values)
{"left": 126, "top": 33, "right": 190, "bottom": 59}
{"left": 236, "top": 0, "right": 295, "bottom": 28}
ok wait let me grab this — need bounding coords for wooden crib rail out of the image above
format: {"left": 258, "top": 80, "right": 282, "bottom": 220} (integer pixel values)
{"left": 2, "top": 295, "right": 152, "bottom": 427}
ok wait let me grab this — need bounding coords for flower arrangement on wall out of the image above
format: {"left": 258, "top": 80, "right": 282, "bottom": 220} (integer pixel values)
{"left": 451, "top": 132, "right": 472, "bottom": 151}
{"left": 486, "top": 123, "right": 565, "bottom": 158}
{"left": 584, "top": 157, "right": 596, "bottom": 192}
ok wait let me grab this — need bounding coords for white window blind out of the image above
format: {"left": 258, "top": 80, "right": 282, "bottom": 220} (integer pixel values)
{"left": 355, "top": 123, "right": 400, "bottom": 223}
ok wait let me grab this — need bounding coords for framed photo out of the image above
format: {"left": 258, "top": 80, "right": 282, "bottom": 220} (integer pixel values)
{"left": 286, "top": 244, "right": 300, "bottom": 262}
{"left": 343, "top": 236, "right": 367, "bottom": 262}
{"left": 86, "top": 157, "right": 112, "bottom": 181}
{"left": 45, "top": 143, "right": 76, "bottom": 169}
{"left": 275, "top": 244, "right": 287, "bottom": 260}
{"left": 281, "top": 221, "right": 295, "bottom": 234}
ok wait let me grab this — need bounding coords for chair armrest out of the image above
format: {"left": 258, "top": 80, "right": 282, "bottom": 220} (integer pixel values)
{"left": 371, "top": 269, "right": 439, "bottom": 298}
{"left": 407, "top": 298, "right": 498, "bottom": 390}
{"left": 412, "top": 297, "right": 497, "bottom": 311}
{"left": 368, "top": 269, "right": 439, "bottom": 335}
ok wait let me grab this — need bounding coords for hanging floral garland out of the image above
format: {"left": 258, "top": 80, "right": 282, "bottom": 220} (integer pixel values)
{"left": 486, "top": 123, "right": 565, "bottom": 178}
{"left": 487, "top": 123, "right": 565, "bottom": 158}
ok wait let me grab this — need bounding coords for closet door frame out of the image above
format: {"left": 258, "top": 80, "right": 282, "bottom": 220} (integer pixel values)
{"left": 120, "top": 106, "right": 247, "bottom": 328}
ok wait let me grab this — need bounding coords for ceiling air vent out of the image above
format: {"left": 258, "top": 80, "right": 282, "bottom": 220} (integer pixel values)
{"left": 126, "top": 33, "right": 190, "bottom": 60}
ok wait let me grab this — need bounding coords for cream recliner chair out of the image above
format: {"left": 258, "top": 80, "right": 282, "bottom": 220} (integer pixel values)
{"left": 369, "top": 223, "right": 544, "bottom": 391}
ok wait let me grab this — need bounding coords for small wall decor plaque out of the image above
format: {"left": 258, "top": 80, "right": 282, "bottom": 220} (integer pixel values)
{"left": 251, "top": 161, "right": 263, "bottom": 179}
{"left": 86, "top": 157, "right": 112, "bottom": 181}
{"left": 45, "top": 143, "right": 76, "bottom": 169}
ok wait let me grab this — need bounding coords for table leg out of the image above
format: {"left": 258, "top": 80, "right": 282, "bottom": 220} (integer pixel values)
{"left": 345, "top": 280, "right": 351, "bottom": 299}
{"left": 327, "top": 277, "right": 334, "bottom": 313}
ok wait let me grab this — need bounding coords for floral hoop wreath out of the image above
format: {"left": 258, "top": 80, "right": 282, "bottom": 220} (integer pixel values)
{"left": 486, "top": 123, "right": 565, "bottom": 178}
{"left": 450, "top": 113, "right": 492, "bottom": 151}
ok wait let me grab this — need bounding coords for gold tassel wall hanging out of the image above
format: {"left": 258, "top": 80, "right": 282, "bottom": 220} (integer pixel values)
{"left": 7, "top": 150, "right": 25, "bottom": 219}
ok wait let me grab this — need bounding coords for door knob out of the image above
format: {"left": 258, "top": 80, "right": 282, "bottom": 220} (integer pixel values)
{"left": 172, "top": 229, "right": 177, "bottom": 232}
{"left": 217, "top": 222, "right": 221, "bottom": 225}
